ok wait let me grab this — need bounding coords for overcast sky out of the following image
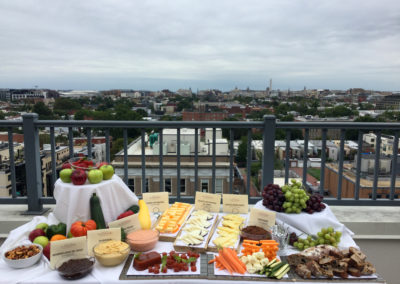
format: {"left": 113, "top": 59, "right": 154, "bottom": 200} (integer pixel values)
{"left": 0, "top": 0, "right": 399, "bottom": 91}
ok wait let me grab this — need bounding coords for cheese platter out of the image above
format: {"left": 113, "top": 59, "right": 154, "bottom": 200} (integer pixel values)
{"left": 154, "top": 202, "right": 193, "bottom": 242}
{"left": 207, "top": 213, "right": 246, "bottom": 253}
{"left": 173, "top": 210, "right": 219, "bottom": 253}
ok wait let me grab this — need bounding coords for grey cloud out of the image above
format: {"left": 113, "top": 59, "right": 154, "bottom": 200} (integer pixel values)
{"left": 0, "top": 0, "right": 399, "bottom": 91}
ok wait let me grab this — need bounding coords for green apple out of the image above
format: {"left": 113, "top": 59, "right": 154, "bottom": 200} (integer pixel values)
{"left": 60, "top": 169, "right": 73, "bottom": 183}
{"left": 33, "top": 236, "right": 49, "bottom": 248}
{"left": 88, "top": 169, "right": 103, "bottom": 184}
{"left": 99, "top": 165, "right": 114, "bottom": 180}
{"left": 35, "top": 223, "right": 48, "bottom": 233}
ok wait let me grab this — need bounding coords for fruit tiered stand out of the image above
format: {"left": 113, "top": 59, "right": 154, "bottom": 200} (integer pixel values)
{"left": 53, "top": 175, "right": 138, "bottom": 232}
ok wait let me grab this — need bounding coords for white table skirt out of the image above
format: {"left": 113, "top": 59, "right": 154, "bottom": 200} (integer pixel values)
{"left": 0, "top": 213, "right": 384, "bottom": 284}
{"left": 53, "top": 175, "right": 138, "bottom": 232}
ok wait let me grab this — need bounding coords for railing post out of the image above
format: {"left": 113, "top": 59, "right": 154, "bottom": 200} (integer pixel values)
{"left": 22, "top": 113, "right": 47, "bottom": 215}
{"left": 262, "top": 115, "right": 276, "bottom": 188}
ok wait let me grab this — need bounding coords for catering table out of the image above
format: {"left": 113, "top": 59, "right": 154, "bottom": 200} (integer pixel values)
{"left": 53, "top": 175, "right": 138, "bottom": 232}
{"left": 0, "top": 180, "right": 386, "bottom": 284}
{"left": 0, "top": 212, "right": 386, "bottom": 284}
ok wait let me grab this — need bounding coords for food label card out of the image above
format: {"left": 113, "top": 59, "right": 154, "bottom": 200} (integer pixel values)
{"left": 194, "top": 192, "right": 221, "bottom": 212}
{"left": 222, "top": 194, "right": 248, "bottom": 214}
{"left": 248, "top": 208, "right": 276, "bottom": 230}
{"left": 87, "top": 228, "right": 121, "bottom": 256}
{"left": 50, "top": 236, "right": 87, "bottom": 269}
{"left": 108, "top": 214, "right": 141, "bottom": 235}
{"left": 143, "top": 192, "right": 169, "bottom": 213}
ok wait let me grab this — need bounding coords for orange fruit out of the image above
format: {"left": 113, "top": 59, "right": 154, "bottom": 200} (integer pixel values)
{"left": 50, "top": 234, "right": 67, "bottom": 242}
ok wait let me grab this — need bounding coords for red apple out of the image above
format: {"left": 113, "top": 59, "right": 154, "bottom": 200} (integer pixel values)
{"left": 71, "top": 170, "right": 87, "bottom": 185}
{"left": 62, "top": 162, "right": 72, "bottom": 169}
{"left": 29, "top": 228, "right": 46, "bottom": 242}
{"left": 43, "top": 243, "right": 51, "bottom": 260}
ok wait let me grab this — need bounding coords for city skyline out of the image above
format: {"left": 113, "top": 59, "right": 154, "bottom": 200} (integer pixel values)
{"left": 0, "top": 0, "right": 399, "bottom": 91}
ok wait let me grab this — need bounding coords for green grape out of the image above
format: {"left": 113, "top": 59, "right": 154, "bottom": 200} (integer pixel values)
{"left": 330, "top": 237, "right": 336, "bottom": 244}
{"left": 317, "top": 232, "right": 323, "bottom": 237}
{"left": 321, "top": 228, "right": 327, "bottom": 234}
{"left": 335, "top": 231, "right": 342, "bottom": 238}
{"left": 297, "top": 243, "right": 304, "bottom": 250}
{"left": 327, "top": 227, "right": 334, "bottom": 233}
{"left": 310, "top": 241, "right": 316, "bottom": 247}
{"left": 324, "top": 234, "right": 331, "bottom": 240}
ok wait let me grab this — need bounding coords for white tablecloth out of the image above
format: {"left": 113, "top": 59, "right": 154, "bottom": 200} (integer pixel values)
{"left": 0, "top": 213, "right": 382, "bottom": 284}
{"left": 254, "top": 200, "right": 358, "bottom": 255}
{"left": 53, "top": 175, "right": 138, "bottom": 232}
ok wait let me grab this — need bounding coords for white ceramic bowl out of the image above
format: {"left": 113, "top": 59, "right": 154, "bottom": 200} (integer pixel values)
{"left": 3, "top": 244, "right": 43, "bottom": 269}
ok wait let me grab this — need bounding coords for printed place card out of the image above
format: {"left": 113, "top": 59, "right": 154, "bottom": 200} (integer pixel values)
{"left": 108, "top": 214, "right": 141, "bottom": 235}
{"left": 222, "top": 194, "right": 249, "bottom": 214}
{"left": 194, "top": 192, "right": 221, "bottom": 212}
{"left": 50, "top": 236, "right": 87, "bottom": 269}
{"left": 248, "top": 208, "right": 276, "bottom": 230}
{"left": 87, "top": 228, "right": 121, "bottom": 256}
{"left": 143, "top": 192, "right": 169, "bottom": 213}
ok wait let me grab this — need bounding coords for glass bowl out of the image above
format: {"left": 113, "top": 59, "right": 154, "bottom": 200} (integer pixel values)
{"left": 93, "top": 241, "right": 130, "bottom": 267}
{"left": 126, "top": 229, "right": 159, "bottom": 252}
{"left": 56, "top": 256, "right": 95, "bottom": 280}
{"left": 68, "top": 157, "right": 98, "bottom": 172}
{"left": 3, "top": 244, "right": 43, "bottom": 269}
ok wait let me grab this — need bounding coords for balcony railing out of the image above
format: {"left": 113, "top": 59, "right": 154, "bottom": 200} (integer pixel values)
{"left": 0, "top": 113, "right": 399, "bottom": 214}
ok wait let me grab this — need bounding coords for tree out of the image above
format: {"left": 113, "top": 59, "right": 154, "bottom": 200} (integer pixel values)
{"left": 54, "top": 98, "right": 81, "bottom": 111}
{"left": 110, "top": 137, "right": 134, "bottom": 160}
{"left": 33, "top": 102, "right": 53, "bottom": 120}
{"left": 222, "top": 117, "right": 248, "bottom": 140}
{"left": 236, "top": 136, "right": 248, "bottom": 166}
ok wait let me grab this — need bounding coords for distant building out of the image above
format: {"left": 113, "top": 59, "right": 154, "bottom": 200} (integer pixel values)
{"left": 376, "top": 93, "right": 400, "bottom": 110}
{"left": 112, "top": 128, "right": 244, "bottom": 196}
{"left": 324, "top": 163, "right": 400, "bottom": 199}
{"left": 182, "top": 111, "right": 228, "bottom": 121}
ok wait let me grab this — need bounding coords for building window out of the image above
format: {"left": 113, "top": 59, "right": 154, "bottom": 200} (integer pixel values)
{"left": 201, "top": 179, "right": 209, "bottom": 192}
{"left": 180, "top": 179, "right": 186, "bottom": 194}
{"left": 128, "top": 178, "right": 135, "bottom": 193}
{"left": 8, "top": 175, "right": 11, "bottom": 181}
{"left": 164, "top": 178, "right": 172, "bottom": 193}
{"left": 215, "top": 179, "right": 223, "bottom": 193}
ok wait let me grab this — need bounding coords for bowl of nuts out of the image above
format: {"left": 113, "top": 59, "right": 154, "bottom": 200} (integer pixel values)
{"left": 3, "top": 244, "right": 43, "bottom": 269}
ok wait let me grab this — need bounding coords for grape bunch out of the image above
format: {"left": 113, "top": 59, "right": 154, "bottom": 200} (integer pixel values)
{"left": 281, "top": 180, "right": 309, "bottom": 214}
{"left": 262, "top": 184, "right": 285, "bottom": 212}
{"left": 288, "top": 232, "right": 298, "bottom": 246}
{"left": 292, "top": 227, "right": 342, "bottom": 250}
{"left": 304, "top": 193, "right": 326, "bottom": 214}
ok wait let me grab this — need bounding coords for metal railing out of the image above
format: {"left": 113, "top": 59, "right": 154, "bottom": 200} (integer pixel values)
{"left": 0, "top": 113, "right": 399, "bottom": 214}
